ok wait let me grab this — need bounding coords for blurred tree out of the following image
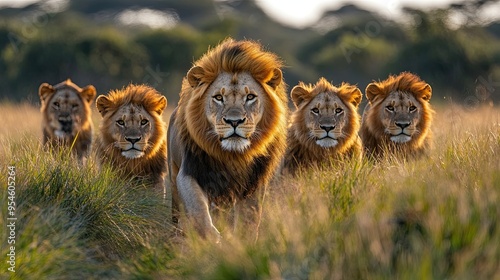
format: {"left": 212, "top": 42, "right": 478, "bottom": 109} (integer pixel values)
{"left": 389, "top": 9, "right": 496, "bottom": 100}
{"left": 297, "top": 6, "right": 408, "bottom": 90}
{"left": 450, "top": 0, "right": 499, "bottom": 26}
{"left": 2, "top": 13, "right": 149, "bottom": 100}
{"left": 135, "top": 26, "right": 200, "bottom": 73}
{"left": 0, "top": 1, "right": 498, "bottom": 104}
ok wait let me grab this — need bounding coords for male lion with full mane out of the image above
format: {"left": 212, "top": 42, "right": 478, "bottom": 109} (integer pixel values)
{"left": 95, "top": 84, "right": 168, "bottom": 191}
{"left": 168, "top": 38, "right": 288, "bottom": 241}
{"left": 39, "top": 79, "right": 96, "bottom": 160}
{"left": 360, "top": 72, "right": 434, "bottom": 158}
{"left": 283, "top": 78, "right": 362, "bottom": 174}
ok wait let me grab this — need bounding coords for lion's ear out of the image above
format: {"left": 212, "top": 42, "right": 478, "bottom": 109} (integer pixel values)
{"left": 350, "top": 88, "right": 363, "bottom": 107}
{"left": 267, "top": 68, "right": 282, "bottom": 90}
{"left": 80, "top": 85, "right": 97, "bottom": 104}
{"left": 187, "top": 66, "right": 204, "bottom": 88}
{"left": 154, "top": 96, "right": 167, "bottom": 115}
{"left": 39, "top": 83, "right": 55, "bottom": 103}
{"left": 420, "top": 84, "right": 432, "bottom": 102}
{"left": 96, "top": 95, "right": 112, "bottom": 117}
{"left": 365, "top": 83, "right": 382, "bottom": 102}
{"left": 291, "top": 85, "right": 310, "bottom": 108}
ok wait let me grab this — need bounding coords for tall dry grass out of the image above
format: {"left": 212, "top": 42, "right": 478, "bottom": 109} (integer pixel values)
{"left": 1, "top": 102, "right": 499, "bottom": 279}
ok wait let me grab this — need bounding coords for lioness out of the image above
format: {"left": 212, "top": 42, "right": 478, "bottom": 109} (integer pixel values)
{"left": 39, "top": 79, "right": 96, "bottom": 160}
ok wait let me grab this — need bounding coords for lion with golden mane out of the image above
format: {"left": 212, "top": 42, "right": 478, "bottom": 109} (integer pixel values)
{"left": 96, "top": 84, "right": 168, "bottom": 191}
{"left": 283, "top": 78, "right": 362, "bottom": 174}
{"left": 39, "top": 79, "right": 96, "bottom": 160}
{"left": 360, "top": 72, "right": 434, "bottom": 157}
{"left": 168, "top": 38, "right": 288, "bottom": 241}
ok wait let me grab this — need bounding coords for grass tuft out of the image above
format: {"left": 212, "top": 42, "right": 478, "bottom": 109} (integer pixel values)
{"left": 1, "top": 103, "right": 499, "bottom": 278}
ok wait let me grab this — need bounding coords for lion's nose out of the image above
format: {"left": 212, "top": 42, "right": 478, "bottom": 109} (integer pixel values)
{"left": 320, "top": 125, "right": 335, "bottom": 132}
{"left": 125, "top": 136, "right": 141, "bottom": 144}
{"left": 223, "top": 118, "right": 246, "bottom": 128}
{"left": 395, "top": 121, "right": 411, "bottom": 129}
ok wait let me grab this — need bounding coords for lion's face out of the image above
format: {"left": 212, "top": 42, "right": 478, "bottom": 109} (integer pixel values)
{"left": 47, "top": 90, "right": 84, "bottom": 139}
{"left": 303, "top": 92, "right": 350, "bottom": 148}
{"left": 177, "top": 40, "right": 288, "bottom": 163}
{"left": 363, "top": 73, "right": 433, "bottom": 152}
{"left": 108, "top": 104, "right": 155, "bottom": 159}
{"left": 378, "top": 91, "right": 423, "bottom": 143}
{"left": 290, "top": 79, "right": 362, "bottom": 151}
{"left": 205, "top": 72, "right": 264, "bottom": 153}
{"left": 39, "top": 80, "right": 96, "bottom": 140}
{"left": 96, "top": 85, "right": 167, "bottom": 160}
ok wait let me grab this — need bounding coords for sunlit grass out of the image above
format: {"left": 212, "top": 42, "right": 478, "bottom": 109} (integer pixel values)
{"left": 0, "top": 103, "right": 499, "bottom": 279}
{"left": 1, "top": 135, "right": 172, "bottom": 279}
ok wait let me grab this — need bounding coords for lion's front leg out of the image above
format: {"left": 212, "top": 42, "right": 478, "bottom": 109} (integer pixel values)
{"left": 234, "top": 186, "right": 265, "bottom": 242}
{"left": 176, "top": 169, "right": 221, "bottom": 242}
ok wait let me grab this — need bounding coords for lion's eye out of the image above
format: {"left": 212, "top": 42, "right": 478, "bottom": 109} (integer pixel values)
{"left": 386, "top": 105, "right": 394, "bottom": 112}
{"left": 246, "top": 94, "right": 256, "bottom": 101}
{"left": 53, "top": 102, "right": 60, "bottom": 107}
{"left": 140, "top": 119, "right": 149, "bottom": 126}
{"left": 72, "top": 104, "right": 78, "bottom": 109}
{"left": 116, "top": 120, "right": 125, "bottom": 126}
{"left": 335, "top": 108, "right": 343, "bottom": 114}
{"left": 311, "top": 108, "right": 319, "bottom": 114}
{"left": 213, "top": 94, "right": 223, "bottom": 102}
{"left": 409, "top": 105, "right": 417, "bottom": 112}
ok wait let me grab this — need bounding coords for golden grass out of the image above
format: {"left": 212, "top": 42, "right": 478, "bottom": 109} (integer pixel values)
{"left": 0, "top": 102, "right": 499, "bottom": 279}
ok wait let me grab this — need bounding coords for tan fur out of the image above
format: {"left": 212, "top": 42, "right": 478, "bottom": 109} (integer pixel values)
{"left": 360, "top": 72, "right": 434, "bottom": 158}
{"left": 39, "top": 79, "right": 96, "bottom": 160}
{"left": 95, "top": 84, "right": 168, "bottom": 191}
{"left": 168, "top": 38, "right": 288, "bottom": 241}
{"left": 284, "top": 78, "right": 362, "bottom": 174}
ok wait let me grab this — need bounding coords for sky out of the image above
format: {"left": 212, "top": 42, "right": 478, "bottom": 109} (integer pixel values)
{"left": 255, "top": 0, "right": 460, "bottom": 28}
{"left": 0, "top": 0, "right": 498, "bottom": 28}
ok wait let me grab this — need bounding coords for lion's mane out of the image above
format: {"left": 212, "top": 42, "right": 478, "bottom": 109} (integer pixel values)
{"left": 284, "top": 78, "right": 362, "bottom": 173}
{"left": 360, "top": 72, "right": 434, "bottom": 157}
{"left": 96, "top": 84, "right": 167, "bottom": 187}
{"left": 171, "top": 38, "right": 288, "bottom": 204}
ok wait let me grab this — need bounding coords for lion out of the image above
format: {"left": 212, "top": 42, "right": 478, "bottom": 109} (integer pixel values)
{"left": 283, "top": 78, "right": 363, "bottom": 174}
{"left": 167, "top": 38, "right": 288, "bottom": 241}
{"left": 359, "top": 72, "right": 434, "bottom": 158}
{"left": 95, "top": 84, "right": 168, "bottom": 191}
{"left": 39, "top": 79, "right": 96, "bottom": 160}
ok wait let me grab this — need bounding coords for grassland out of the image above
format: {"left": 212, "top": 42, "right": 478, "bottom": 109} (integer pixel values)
{"left": 1, "top": 102, "right": 499, "bottom": 279}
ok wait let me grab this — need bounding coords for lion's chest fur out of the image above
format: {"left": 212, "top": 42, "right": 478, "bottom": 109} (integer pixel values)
{"left": 97, "top": 138, "right": 167, "bottom": 185}
{"left": 284, "top": 132, "right": 361, "bottom": 175}
{"left": 182, "top": 146, "right": 272, "bottom": 205}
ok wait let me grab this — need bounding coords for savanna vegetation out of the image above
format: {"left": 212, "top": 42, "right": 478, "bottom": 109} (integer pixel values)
{"left": 1, "top": 0, "right": 500, "bottom": 278}
{"left": 1, "top": 103, "right": 499, "bottom": 279}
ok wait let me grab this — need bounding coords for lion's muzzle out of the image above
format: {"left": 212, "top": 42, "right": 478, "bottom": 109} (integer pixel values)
{"left": 320, "top": 125, "right": 335, "bottom": 132}
{"left": 58, "top": 114, "right": 73, "bottom": 134}
{"left": 395, "top": 121, "right": 411, "bottom": 129}
{"left": 120, "top": 134, "right": 146, "bottom": 159}
{"left": 223, "top": 117, "right": 246, "bottom": 128}
{"left": 389, "top": 121, "right": 413, "bottom": 143}
{"left": 125, "top": 136, "right": 142, "bottom": 144}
